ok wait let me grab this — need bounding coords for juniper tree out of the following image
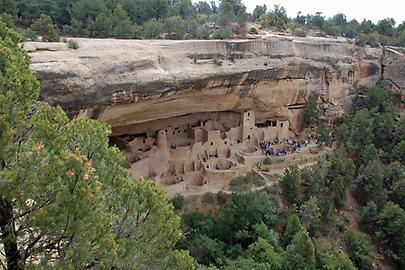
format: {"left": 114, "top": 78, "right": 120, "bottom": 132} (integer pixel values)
{"left": 0, "top": 20, "right": 191, "bottom": 269}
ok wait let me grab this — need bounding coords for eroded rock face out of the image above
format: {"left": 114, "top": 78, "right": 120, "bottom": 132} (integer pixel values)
{"left": 27, "top": 36, "right": 403, "bottom": 134}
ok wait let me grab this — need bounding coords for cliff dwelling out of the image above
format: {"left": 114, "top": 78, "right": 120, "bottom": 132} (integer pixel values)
{"left": 26, "top": 37, "right": 405, "bottom": 196}
{"left": 110, "top": 109, "right": 306, "bottom": 194}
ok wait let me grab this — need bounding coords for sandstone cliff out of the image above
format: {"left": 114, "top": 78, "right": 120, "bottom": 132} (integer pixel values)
{"left": 26, "top": 36, "right": 404, "bottom": 134}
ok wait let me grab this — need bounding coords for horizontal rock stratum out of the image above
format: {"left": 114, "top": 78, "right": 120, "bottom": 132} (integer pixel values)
{"left": 26, "top": 36, "right": 404, "bottom": 134}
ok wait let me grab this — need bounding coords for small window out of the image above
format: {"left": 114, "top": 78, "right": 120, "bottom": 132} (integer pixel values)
{"left": 153, "top": 142, "right": 156, "bottom": 146}
{"left": 247, "top": 135, "right": 251, "bottom": 140}
{"left": 173, "top": 131, "right": 175, "bottom": 135}
{"left": 178, "top": 130, "right": 180, "bottom": 133}
{"left": 210, "top": 142, "right": 214, "bottom": 146}
{"left": 247, "top": 112, "right": 250, "bottom": 117}
{"left": 281, "top": 123, "right": 284, "bottom": 128}
{"left": 224, "top": 141, "right": 227, "bottom": 145}
{"left": 143, "top": 139, "right": 146, "bottom": 143}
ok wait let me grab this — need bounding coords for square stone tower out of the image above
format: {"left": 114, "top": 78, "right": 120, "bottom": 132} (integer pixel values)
{"left": 241, "top": 110, "right": 255, "bottom": 142}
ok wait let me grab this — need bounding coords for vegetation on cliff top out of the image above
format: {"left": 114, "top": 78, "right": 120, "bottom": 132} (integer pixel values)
{"left": 0, "top": 0, "right": 404, "bottom": 47}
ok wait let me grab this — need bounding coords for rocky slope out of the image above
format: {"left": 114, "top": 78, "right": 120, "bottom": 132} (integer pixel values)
{"left": 26, "top": 36, "right": 404, "bottom": 134}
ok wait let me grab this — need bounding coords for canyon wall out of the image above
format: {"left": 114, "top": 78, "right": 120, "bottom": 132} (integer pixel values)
{"left": 26, "top": 36, "right": 404, "bottom": 134}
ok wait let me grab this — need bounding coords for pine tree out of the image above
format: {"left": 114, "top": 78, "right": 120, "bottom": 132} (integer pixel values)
{"left": 0, "top": 19, "right": 192, "bottom": 269}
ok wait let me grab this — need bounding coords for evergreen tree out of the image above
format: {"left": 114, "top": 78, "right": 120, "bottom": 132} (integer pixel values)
{"left": 280, "top": 166, "right": 301, "bottom": 204}
{"left": 355, "top": 161, "right": 387, "bottom": 206}
{"left": 344, "top": 230, "right": 373, "bottom": 270}
{"left": 284, "top": 228, "right": 316, "bottom": 270}
{"left": 299, "top": 196, "right": 321, "bottom": 234}
{"left": 31, "top": 14, "right": 60, "bottom": 41}
{"left": 0, "top": 19, "right": 191, "bottom": 269}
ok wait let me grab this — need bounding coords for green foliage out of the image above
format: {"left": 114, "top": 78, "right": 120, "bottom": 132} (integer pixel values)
{"left": 391, "top": 131, "right": 405, "bottom": 158}
{"left": 359, "top": 202, "right": 379, "bottom": 232}
{"left": 299, "top": 196, "right": 321, "bottom": 234}
{"left": 216, "top": 191, "right": 228, "bottom": 204}
{"left": 229, "top": 171, "right": 265, "bottom": 190}
{"left": 202, "top": 192, "right": 216, "bottom": 204}
{"left": 67, "top": 39, "right": 79, "bottom": 49}
{"left": 315, "top": 241, "right": 357, "bottom": 270}
{"left": 326, "top": 147, "right": 355, "bottom": 208}
{"left": 354, "top": 161, "right": 387, "bottom": 207}
{"left": 316, "top": 122, "right": 332, "bottom": 146}
{"left": 263, "top": 157, "right": 272, "bottom": 165}
{"left": 0, "top": 0, "right": 17, "bottom": 16}
{"left": 0, "top": 0, "right": 402, "bottom": 45}
{"left": 218, "top": 0, "right": 248, "bottom": 28}
{"left": 375, "top": 202, "right": 405, "bottom": 266}
{"left": 171, "top": 194, "right": 185, "bottom": 210}
{"left": 0, "top": 12, "right": 15, "bottom": 28}
{"left": 163, "top": 15, "right": 186, "bottom": 39}
{"left": 283, "top": 213, "right": 305, "bottom": 246}
{"left": 142, "top": 18, "right": 164, "bottom": 38}
{"left": 31, "top": 14, "right": 60, "bottom": 41}
{"left": 344, "top": 230, "right": 373, "bottom": 270}
{"left": 284, "top": 228, "right": 316, "bottom": 270}
{"left": 252, "top": 5, "right": 267, "bottom": 21}
{"left": 348, "top": 109, "right": 374, "bottom": 162}
{"left": 280, "top": 166, "right": 301, "bottom": 204}
{"left": 213, "top": 58, "right": 223, "bottom": 66}
{"left": 224, "top": 257, "right": 271, "bottom": 270}
{"left": 365, "top": 85, "right": 386, "bottom": 110}
{"left": 213, "top": 28, "right": 233, "bottom": 39}
{"left": 294, "top": 29, "right": 307, "bottom": 37}
{"left": 259, "top": 5, "right": 289, "bottom": 30}
{"left": 244, "top": 238, "right": 283, "bottom": 269}
{"left": 0, "top": 21, "right": 192, "bottom": 269}
{"left": 188, "top": 234, "right": 226, "bottom": 266}
{"left": 249, "top": 27, "right": 258, "bottom": 34}
{"left": 301, "top": 96, "right": 319, "bottom": 129}
{"left": 217, "top": 191, "right": 277, "bottom": 248}
{"left": 181, "top": 212, "right": 215, "bottom": 237}
{"left": 22, "top": 28, "right": 38, "bottom": 41}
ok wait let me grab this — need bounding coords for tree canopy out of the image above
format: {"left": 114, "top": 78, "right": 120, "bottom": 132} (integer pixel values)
{"left": 0, "top": 0, "right": 404, "bottom": 46}
{"left": 0, "top": 19, "right": 192, "bottom": 269}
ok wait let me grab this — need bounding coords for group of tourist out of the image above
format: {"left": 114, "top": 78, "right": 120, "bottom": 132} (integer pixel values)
{"left": 260, "top": 137, "right": 305, "bottom": 157}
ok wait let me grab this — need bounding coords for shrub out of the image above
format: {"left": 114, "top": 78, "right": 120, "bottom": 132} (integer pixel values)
{"left": 213, "top": 58, "right": 223, "bottom": 66}
{"left": 274, "top": 158, "right": 285, "bottom": 163}
{"left": 230, "top": 172, "right": 265, "bottom": 190}
{"left": 212, "top": 28, "right": 232, "bottom": 39}
{"left": 301, "top": 96, "right": 319, "bottom": 129}
{"left": 197, "top": 28, "right": 211, "bottom": 39}
{"left": 142, "top": 19, "right": 164, "bottom": 39}
{"left": 294, "top": 29, "right": 307, "bottom": 37}
{"left": 344, "top": 230, "right": 373, "bottom": 269}
{"left": 280, "top": 166, "right": 301, "bottom": 204}
{"left": 31, "top": 14, "right": 60, "bottom": 42}
{"left": 197, "top": 28, "right": 232, "bottom": 40}
{"left": 22, "top": 28, "right": 37, "bottom": 41}
{"left": 263, "top": 157, "right": 272, "bottom": 165}
{"left": 67, "top": 39, "right": 79, "bottom": 49}
{"left": 171, "top": 194, "right": 185, "bottom": 210}
{"left": 216, "top": 191, "right": 228, "bottom": 204}
{"left": 202, "top": 192, "right": 216, "bottom": 204}
{"left": 249, "top": 27, "right": 258, "bottom": 34}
